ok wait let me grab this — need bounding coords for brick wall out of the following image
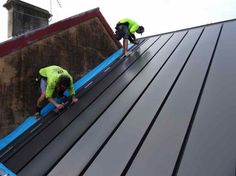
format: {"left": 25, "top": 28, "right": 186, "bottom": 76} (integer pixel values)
{"left": 0, "top": 17, "right": 119, "bottom": 138}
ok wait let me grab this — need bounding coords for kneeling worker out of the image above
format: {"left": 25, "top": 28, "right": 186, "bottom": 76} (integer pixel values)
{"left": 35, "top": 65, "right": 78, "bottom": 116}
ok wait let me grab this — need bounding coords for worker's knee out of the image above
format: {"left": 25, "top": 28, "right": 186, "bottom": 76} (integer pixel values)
{"left": 39, "top": 93, "right": 46, "bottom": 100}
{"left": 114, "top": 32, "right": 122, "bottom": 40}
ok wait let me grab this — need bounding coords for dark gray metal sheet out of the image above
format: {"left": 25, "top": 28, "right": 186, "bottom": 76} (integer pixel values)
{"left": 4, "top": 19, "right": 236, "bottom": 176}
{"left": 82, "top": 29, "right": 203, "bottom": 176}
{"left": 177, "top": 21, "right": 236, "bottom": 176}
{"left": 48, "top": 34, "right": 173, "bottom": 176}
{"left": 4, "top": 39, "right": 149, "bottom": 173}
{"left": 126, "top": 24, "right": 222, "bottom": 176}
{"left": 17, "top": 37, "right": 161, "bottom": 176}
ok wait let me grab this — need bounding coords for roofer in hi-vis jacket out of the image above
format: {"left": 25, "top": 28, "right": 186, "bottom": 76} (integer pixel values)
{"left": 114, "top": 18, "right": 144, "bottom": 56}
{"left": 35, "top": 65, "right": 78, "bottom": 117}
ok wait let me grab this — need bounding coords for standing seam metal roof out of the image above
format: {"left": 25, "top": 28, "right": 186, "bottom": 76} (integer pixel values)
{"left": 1, "top": 19, "right": 236, "bottom": 176}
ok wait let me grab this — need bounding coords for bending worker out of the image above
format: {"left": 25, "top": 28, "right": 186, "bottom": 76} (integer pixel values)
{"left": 35, "top": 65, "right": 78, "bottom": 116}
{"left": 114, "top": 18, "right": 144, "bottom": 55}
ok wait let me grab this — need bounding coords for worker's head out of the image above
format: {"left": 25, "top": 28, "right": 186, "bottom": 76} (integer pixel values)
{"left": 56, "top": 75, "right": 71, "bottom": 97}
{"left": 137, "top": 26, "right": 144, "bottom": 35}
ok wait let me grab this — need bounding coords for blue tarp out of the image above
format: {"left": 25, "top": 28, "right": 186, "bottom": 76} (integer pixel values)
{"left": 0, "top": 163, "right": 16, "bottom": 176}
{"left": 0, "top": 47, "right": 125, "bottom": 151}
{"left": 0, "top": 117, "right": 37, "bottom": 150}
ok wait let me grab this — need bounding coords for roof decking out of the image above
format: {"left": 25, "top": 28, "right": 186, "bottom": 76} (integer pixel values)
{"left": 1, "top": 19, "right": 236, "bottom": 176}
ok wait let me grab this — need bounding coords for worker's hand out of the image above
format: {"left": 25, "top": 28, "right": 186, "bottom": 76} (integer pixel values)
{"left": 133, "top": 40, "right": 139, "bottom": 44}
{"left": 55, "top": 103, "right": 64, "bottom": 110}
{"left": 71, "top": 96, "right": 78, "bottom": 104}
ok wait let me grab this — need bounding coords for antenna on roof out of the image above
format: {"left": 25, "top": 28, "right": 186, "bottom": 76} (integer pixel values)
{"left": 56, "top": 0, "right": 62, "bottom": 8}
{"left": 49, "top": 0, "right": 62, "bottom": 21}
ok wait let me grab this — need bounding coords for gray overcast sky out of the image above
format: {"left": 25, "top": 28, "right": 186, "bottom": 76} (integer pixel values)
{"left": 0, "top": 0, "right": 236, "bottom": 43}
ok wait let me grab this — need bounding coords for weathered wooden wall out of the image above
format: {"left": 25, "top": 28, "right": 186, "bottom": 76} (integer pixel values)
{"left": 0, "top": 17, "right": 119, "bottom": 138}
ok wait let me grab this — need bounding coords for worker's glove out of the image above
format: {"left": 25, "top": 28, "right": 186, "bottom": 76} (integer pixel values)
{"left": 133, "top": 40, "right": 139, "bottom": 44}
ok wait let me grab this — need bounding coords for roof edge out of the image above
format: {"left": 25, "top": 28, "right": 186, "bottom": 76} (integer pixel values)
{"left": 0, "top": 7, "right": 121, "bottom": 57}
{"left": 140, "top": 18, "right": 236, "bottom": 39}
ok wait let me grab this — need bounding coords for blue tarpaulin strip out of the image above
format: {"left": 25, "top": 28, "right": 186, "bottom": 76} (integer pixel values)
{"left": 0, "top": 163, "right": 16, "bottom": 176}
{"left": 40, "top": 47, "right": 124, "bottom": 116}
{"left": 0, "top": 47, "right": 127, "bottom": 151}
{"left": 0, "top": 117, "right": 37, "bottom": 150}
{"left": 66, "top": 47, "right": 127, "bottom": 94}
